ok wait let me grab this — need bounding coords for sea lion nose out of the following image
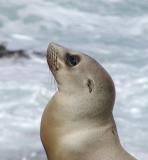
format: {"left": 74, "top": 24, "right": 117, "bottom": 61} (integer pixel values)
{"left": 48, "top": 42, "right": 56, "bottom": 50}
{"left": 49, "top": 42, "right": 56, "bottom": 47}
{"left": 47, "top": 42, "right": 67, "bottom": 62}
{"left": 47, "top": 42, "right": 59, "bottom": 54}
{"left": 47, "top": 42, "right": 56, "bottom": 55}
{"left": 47, "top": 42, "right": 65, "bottom": 58}
{"left": 48, "top": 42, "right": 62, "bottom": 49}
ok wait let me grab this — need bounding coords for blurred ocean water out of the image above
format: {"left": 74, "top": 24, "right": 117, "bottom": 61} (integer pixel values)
{"left": 0, "top": 0, "right": 148, "bottom": 159}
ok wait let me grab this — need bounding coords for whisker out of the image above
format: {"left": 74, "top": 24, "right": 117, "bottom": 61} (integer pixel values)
{"left": 49, "top": 69, "right": 55, "bottom": 91}
{"left": 53, "top": 51, "right": 56, "bottom": 69}
{"left": 53, "top": 78, "right": 57, "bottom": 91}
{"left": 55, "top": 52, "right": 58, "bottom": 70}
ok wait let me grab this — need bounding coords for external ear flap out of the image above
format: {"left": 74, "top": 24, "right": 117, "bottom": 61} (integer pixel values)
{"left": 87, "top": 79, "right": 94, "bottom": 93}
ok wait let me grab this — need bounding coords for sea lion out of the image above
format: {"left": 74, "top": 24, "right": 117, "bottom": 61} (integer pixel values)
{"left": 40, "top": 42, "right": 137, "bottom": 160}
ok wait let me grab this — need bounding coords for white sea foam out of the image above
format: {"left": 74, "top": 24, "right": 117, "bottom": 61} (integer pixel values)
{"left": 12, "top": 34, "right": 33, "bottom": 40}
{"left": 0, "top": 0, "right": 148, "bottom": 50}
{"left": 0, "top": 0, "right": 148, "bottom": 160}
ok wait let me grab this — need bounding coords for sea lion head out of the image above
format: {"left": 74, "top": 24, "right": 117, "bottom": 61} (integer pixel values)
{"left": 47, "top": 42, "right": 115, "bottom": 120}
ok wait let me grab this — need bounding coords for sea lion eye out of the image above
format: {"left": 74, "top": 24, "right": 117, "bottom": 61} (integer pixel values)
{"left": 65, "top": 54, "right": 80, "bottom": 67}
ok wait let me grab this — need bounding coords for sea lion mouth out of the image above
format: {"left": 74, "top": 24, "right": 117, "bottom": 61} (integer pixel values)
{"left": 47, "top": 43, "right": 59, "bottom": 73}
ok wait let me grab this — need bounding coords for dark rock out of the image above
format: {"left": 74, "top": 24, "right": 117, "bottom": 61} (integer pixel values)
{"left": 0, "top": 44, "right": 30, "bottom": 59}
{"left": 0, "top": 44, "right": 6, "bottom": 51}
{"left": 0, "top": 43, "right": 46, "bottom": 59}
